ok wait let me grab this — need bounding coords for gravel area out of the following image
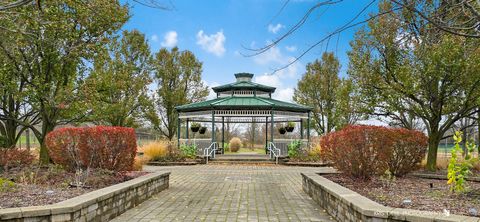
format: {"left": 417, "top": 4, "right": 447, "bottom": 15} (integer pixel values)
{"left": 323, "top": 174, "right": 480, "bottom": 217}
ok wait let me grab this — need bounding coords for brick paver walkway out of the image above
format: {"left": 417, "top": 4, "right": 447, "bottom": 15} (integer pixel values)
{"left": 112, "top": 165, "right": 334, "bottom": 222}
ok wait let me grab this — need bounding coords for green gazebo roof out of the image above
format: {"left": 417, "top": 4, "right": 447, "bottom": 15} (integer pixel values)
{"left": 175, "top": 96, "right": 311, "bottom": 112}
{"left": 175, "top": 73, "right": 311, "bottom": 113}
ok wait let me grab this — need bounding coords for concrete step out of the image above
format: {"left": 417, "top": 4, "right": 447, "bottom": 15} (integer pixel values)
{"left": 208, "top": 160, "right": 276, "bottom": 165}
{"left": 212, "top": 154, "right": 271, "bottom": 161}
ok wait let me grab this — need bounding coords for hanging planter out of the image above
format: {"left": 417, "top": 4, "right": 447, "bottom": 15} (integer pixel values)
{"left": 199, "top": 126, "right": 207, "bottom": 134}
{"left": 285, "top": 122, "right": 295, "bottom": 132}
{"left": 190, "top": 123, "right": 201, "bottom": 132}
{"left": 278, "top": 127, "right": 286, "bottom": 135}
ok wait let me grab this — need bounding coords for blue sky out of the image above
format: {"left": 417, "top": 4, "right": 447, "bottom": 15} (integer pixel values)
{"left": 123, "top": 0, "right": 378, "bottom": 101}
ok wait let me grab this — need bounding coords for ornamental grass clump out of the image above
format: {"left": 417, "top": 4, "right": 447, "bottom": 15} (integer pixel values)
{"left": 141, "top": 141, "right": 168, "bottom": 161}
{"left": 229, "top": 137, "right": 242, "bottom": 152}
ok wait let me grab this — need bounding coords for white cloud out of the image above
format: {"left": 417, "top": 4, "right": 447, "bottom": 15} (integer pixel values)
{"left": 285, "top": 45, "right": 297, "bottom": 52}
{"left": 275, "top": 88, "right": 294, "bottom": 101}
{"left": 255, "top": 74, "right": 282, "bottom": 88}
{"left": 254, "top": 74, "right": 295, "bottom": 101}
{"left": 253, "top": 45, "right": 283, "bottom": 65}
{"left": 161, "top": 31, "right": 178, "bottom": 47}
{"left": 151, "top": 34, "right": 159, "bottom": 42}
{"left": 196, "top": 30, "right": 226, "bottom": 57}
{"left": 268, "top": 23, "right": 284, "bottom": 34}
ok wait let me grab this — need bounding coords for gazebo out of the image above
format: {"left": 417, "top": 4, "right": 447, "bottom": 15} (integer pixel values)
{"left": 175, "top": 73, "right": 312, "bottom": 162}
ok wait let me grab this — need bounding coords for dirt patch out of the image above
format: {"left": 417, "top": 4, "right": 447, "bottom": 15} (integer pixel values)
{"left": 0, "top": 166, "right": 147, "bottom": 208}
{"left": 323, "top": 174, "right": 480, "bottom": 217}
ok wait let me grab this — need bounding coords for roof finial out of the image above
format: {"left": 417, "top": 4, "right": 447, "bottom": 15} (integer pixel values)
{"left": 235, "top": 73, "right": 254, "bottom": 82}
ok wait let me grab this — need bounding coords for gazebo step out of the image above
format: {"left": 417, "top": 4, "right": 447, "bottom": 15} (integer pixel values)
{"left": 208, "top": 160, "right": 276, "bottom": 165}
{"left": 207, "top": 154, "right": 279, "bottom": 165}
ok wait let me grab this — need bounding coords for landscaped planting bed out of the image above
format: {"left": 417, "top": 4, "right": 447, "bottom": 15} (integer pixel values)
{"left": 0, "top": 165, "right": 147, "bottom": 208}
{"left": 323, "top": 173, "right": 480, "bottom": 217}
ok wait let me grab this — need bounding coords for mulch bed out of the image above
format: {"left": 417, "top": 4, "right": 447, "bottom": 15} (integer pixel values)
{"left": 0, "top": 166, "right": 147, "bottom": 208}
{"left": 323, "top": 173, "right": 480, "bottom": 217}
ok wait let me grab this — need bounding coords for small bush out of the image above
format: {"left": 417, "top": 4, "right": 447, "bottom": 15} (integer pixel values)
{"left": 223, "top": 143, "right": 229, "bottom": 152}
{"left": 387, "top": 128, "right": 428, "bottom": 176}
{"left": 46, "top": 126, "right": 137, "bottom": 172}
{"left": 0, "top": 178, "right": 15, "bottom": 192}
{"left": 229, "top": 137, "right": 242, "bottom": 152}
{"left": 141, "top": 142, "right": 168, "bottom": 161}
{"left": 321, "top": 125, "right": 427, "bottom": 180}
{"left": 180, "top": 144, "right": 197, "bottom": 158}
{"left": 288, "top": 140, "right": 302, "bottom": 158}
{"left": 0, "top": 148, "right": 35, "bottom": 171}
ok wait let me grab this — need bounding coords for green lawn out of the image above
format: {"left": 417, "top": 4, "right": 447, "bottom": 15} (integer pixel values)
{"left": 224, "top": 147, "right": 266, "bottom": 155}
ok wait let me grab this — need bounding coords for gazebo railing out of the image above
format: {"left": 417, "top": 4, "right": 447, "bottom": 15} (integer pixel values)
{"left": 204, "top": 142, "right": 218, "bottom": 164}
{"left": 267, "top": 142, "right": 280, "bottom": 164}
{"left": 273, "top": 139, "right": 309, "bottom": 157}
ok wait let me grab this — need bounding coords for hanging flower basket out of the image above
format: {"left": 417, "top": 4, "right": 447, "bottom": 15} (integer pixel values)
{"left": 278, "top": 127, "right": 286, "bottom": 135}
{"left": 190, "top": 123, "right": 201, "bottom": 132}
{"left": 199, "top": 126, "right": 207, "bottom": 134}
{"left": 285, "top": 122, "right": 295, "bottom": 132}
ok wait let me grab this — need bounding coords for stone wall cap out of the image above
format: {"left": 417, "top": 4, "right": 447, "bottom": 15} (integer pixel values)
{"left": 302, "top": 172, "right": 480, "bottom": 222}
{"left": 0, "top": 171, "right": 170, "bottom": 220}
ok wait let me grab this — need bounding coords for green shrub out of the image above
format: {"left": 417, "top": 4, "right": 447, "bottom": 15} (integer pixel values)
{"left": 0, "top": 178, "right": 15, "bottom": 192}
{"left": 180, "top": 144, "right": 197, "bottom": 158}
{"left": 229, "top": 137, "right": 241, "bottom": 152}
{"left": 288, "top": 140, "right": 302, "bottom": 158}
{"left": 223, "top": 143, "right": 229, "bottom": 152}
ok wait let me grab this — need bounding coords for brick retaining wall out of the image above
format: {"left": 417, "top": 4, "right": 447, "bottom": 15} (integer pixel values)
{"left": 301, "top": 172, "right": 479, "bottom": 222}
{"left": 0, "top": 172, "right": 170, "bottom": 222}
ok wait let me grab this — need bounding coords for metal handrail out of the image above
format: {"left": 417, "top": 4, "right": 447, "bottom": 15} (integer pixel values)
{"left": 267, "top": 142, "right": 280, "bottom": 164}
{"left": 204, "top": 142, "right": 218, "bottom": 164}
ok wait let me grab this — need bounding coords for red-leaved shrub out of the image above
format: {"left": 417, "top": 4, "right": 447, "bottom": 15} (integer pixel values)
{"left": 387, "top": 128, "right": 428, "bottom": 176}
{"left": 0, "top": 148, "right": 35, "bottom": 170}
{"left": 320, "top": 125, "right": 427, "bottom": 180}
{"left": 46, "top": 126, "right": 137, "bottom": 172}
{"left": 321, "top": 125, "right": 392, "bottom": 180}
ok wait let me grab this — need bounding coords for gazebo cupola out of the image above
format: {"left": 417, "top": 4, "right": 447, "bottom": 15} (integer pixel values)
{"left": 212, "top": 73, "right": 276, "bottom": 99}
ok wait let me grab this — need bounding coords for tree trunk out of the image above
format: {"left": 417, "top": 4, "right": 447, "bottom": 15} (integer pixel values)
{"left": 478, "top": 109, "right": 480, "bottom": 154}
{"left": 26, "top": 129, "right": 30, "bottom": 151}
{"left": 426, "top": 131, "right": 440, "bottom": 171}
{"left": 4, "top": 119, "right": 17, "bottom": 148}
{"left": 38, "top": 122, "right": 55, "bottom": 165}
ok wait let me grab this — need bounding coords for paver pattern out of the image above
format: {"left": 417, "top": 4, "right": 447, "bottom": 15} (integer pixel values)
{"left": 112, "top": 165, "right": 335, "bottom": 222}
